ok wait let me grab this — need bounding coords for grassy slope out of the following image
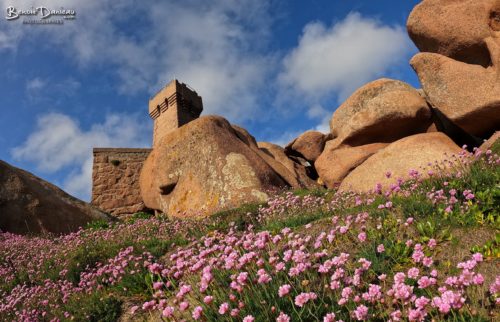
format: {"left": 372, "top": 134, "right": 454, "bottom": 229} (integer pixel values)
{"left": 0, "top": 141, "right": 498, "bottom": 321}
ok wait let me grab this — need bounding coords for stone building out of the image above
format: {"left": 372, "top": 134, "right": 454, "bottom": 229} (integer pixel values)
{"left": 91, "top": 80, "right": 203, "bottom": 216}
{"left": 149, "top": 79, "right": 203, "bottom": 147}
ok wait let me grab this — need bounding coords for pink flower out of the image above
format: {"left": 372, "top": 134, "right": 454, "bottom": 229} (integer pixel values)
{"left": 472, "top": 253, "right": 483, "bottom": 262}
{"left": 394, "top": 272, "right": 406, "bottom": 284}
{"left": 390, "top": 310, "right": 402, "bottom": 321}
{"left": 358, "top": 258, "right": 372, "bottom": 270}
{"left": 257, "top": 269, "right": 272, "bottom": 284}
{"left": 408, "top": 267, "right": 420, "bottom": 279}
{"left": 392, "top": 282, "right": 414, "bottom": 301}
{"left": 323, "top": 313, "right": 336, "bottom": 322}
{"left": 417, "top": 276, "right": 436, "bottom": 289}
{"left": 473, "top": 274, "right": 484, "bottom": 285}
{"left": 162, "top": 306, "right": 174, "bottom": 317}
{"left": 278, "top": 284, "right": 291, "bottom": 297}
{"left": 179, "top": 301, "right": 189, "bottom": 311}
{"left": 408, "top": 308, "right": 426, "bottom": 321}
{"left": 353, "top": 304, "right": 369, "bottom": 320}
{"left": 243, "top": 315, "right": 255, "bottom": 322}
{"left": 294, "top": 292, "right": 317, "bottom": 307}
{"left": 176, "top": 284, "right": 192, "bottom": 298}
{"left": 362, "top": 284, "right": 382, "bottom": 303}
{"left": 236, "top": 272, "right": 249, "bottom": 284}
{"left": 412, "top": 250, "right": 425, "bottom": 263}
{"left": 204, "top": 295, "right": 214, "bottom": 304}
{"left": 230, "top": 308, "right": 240, "bottom": 317}
{"left": 415, "top": 296, "right": 430, "bottom": 309}
{"left": 341, "top": 287, "right": 353, "bottom": 299}
{"left": 377, "top": 244, "right": 385, "bottom": 253}
{"left": 432, "top": 290, "right": 465, "bottom": 313}
{"left": 275, "top": 262, "right": 286, "bottom": 271}
{"left": 148, "top": 263, "right": 162, "bottom": 274}
{"left": 276, "top": 312, "right": 291, "bottom": 322}
{"left": 152, "top": 282, "right": 163, "bottom": 290}
{"left": 489, "top": 276, "right": 500, "bottom": 294}
{"left": 142, "top": 300, "right": 155, "bottom": 311}
{"left": 192, "top": 306, "right": 203, "bottom": 320}
{"left": 218, "top": 302, "right": 229, "bottom": 315}
{"left": 358, "top": 232, "right": 367, "bottom": 242}
{"left": 427, "top": 239, "right": 437, "bottom": 248}
{"left": 422, "top": 257, "right": 433, "bottom": 267}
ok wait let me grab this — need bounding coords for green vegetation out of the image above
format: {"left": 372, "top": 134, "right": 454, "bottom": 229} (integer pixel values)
{"left": 1, "top": 143, "right": 499, "bottom": 321}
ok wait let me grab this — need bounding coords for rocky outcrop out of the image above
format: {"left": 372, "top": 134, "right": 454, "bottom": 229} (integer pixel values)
{"left": 257, "top": 142, "right": 318, "bottom": 189}
{"left": 408, "top": 0, "right": 500, "bottom": 138}
{"left": 339, "top": 133, "right": 462, "bottom": 193}
{"left": 315, "top": 142, "right": 388, "bottom": 189}
{"left": 315, "top": 79, "right": 432, "bottom": 188}
{"left": 231, "top": 125, "right": 317, "bottom": 189}
{"left": 139, "top": 116, "right": 290, "bottom": 218}
{"left": 285, "top": 131, "right": 326, "bottom": 163}
{"left": 407, "top": 0, "right": 495, "bottom": 67}
{"left": 329, "top": 79, "right": 431, "bottom": 149}
{"left": 0, "top": 160, "right": 112, "bottom": 235}
{"left": 411, "top": 52, "right": 500, "bottom": 138}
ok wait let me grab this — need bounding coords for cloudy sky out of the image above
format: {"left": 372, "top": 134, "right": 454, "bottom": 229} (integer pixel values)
{"left": 0, "top": 0, "right": 420, "bottom": 200}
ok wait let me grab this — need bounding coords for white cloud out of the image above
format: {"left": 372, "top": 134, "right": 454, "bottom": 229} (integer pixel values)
{"left": 12, "top": 112, "right": 150, "bottom": 200}
{"left": 278, "top": 12, "right": 412, "bottom": 104}
{"left": 26, "top": 77, "right": 46, "bottom": 92}
{"left": 1, "top": 0, "right": 274, "bottom": 122}
{"left": 306, "top": 104, "right": 330, "bottom": 133}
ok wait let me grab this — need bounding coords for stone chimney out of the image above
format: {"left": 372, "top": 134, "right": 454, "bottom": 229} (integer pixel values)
{"left": 149, "top": 79, "right": 203, "bottom": 147}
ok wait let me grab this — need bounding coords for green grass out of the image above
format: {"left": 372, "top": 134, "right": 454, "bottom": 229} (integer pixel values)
{"left": 65, "top": 292, "right": 122, "bottom": 322}
{"left": 261, "top": 210, "right": 326, "bottom": 233}
{"left": 84, "top": 219, "right": 111, "bottom": 230}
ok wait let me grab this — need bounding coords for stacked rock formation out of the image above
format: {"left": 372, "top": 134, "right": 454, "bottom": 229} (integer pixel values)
{"left": 139, "top": 116, "right": 317, "bottom": 218}
{"left": 408, "top": 0, "right": 500, "bottom": 137}
{"left": 290, "top": 0, "right": 500, "bottom": 193}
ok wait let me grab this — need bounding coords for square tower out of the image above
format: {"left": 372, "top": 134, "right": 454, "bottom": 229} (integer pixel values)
{"left": 149, "top": 79, "right": 203, "bottom": 147}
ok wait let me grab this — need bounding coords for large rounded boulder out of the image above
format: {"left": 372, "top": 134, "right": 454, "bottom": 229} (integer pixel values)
{"left": 139, "top": 116, "right": 290, "bottom": 218}
{"left": 0, "top": 160, "right": 112, "bottom": 235}
{"left": 315, "top": 142, "right": 388, "bottom": 189}
{"left": 411, "top": 52, "right": 500, "bottom": 137}
{"left": 329, "top": 79, "right": 431, "bottom": 148}
{"left": 285, "top": 131, "right": 326, "bottom": 163}
{"left": 407, "top": 0, "right": 495, "bottom": 67}
{"left": 339, "top": 132, "right": 462, "bottom": 193}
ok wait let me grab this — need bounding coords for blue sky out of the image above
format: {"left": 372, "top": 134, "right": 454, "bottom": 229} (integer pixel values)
{"left": 0, "top": 0, "right": 421, "bottom": 201}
